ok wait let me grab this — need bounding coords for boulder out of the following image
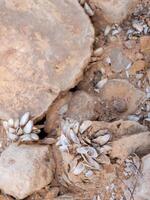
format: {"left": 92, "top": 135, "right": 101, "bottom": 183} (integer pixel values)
{"left": 89, "top": 0, "right": 139, "bottom": 24}
{"left": 0, "top": 144, "right": 54, "bottom": 199}
{"left": 134, "top": 154, "right": 150, "bottom": 200}
{"left": 0, "top": 0, "right": 94, "bottom": 120}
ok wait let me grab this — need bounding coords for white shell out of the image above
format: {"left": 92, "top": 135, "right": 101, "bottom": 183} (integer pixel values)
{"left": 93, "top": 134, "right": 111, "bottom": 146}
{"left": 73, "top": 162, "right": 85, "bottom": 175}
{"left": 20, "top": 134, "right": 32, "bottom": 142}
{"left": 69, "top": 130, "right": 80, "bottom": 144}
{"left": 20, "top": 112, "right": 30, "bottom": 126}
{"left": 84, "top": 3, "right": 94, "bottom": 16}
{"left": 85, "top": 170, "right": 93, "bottom": 177}
{"left": 56, "top": 134, "right": 69, "bottom": 146}
{"left": 23, "top": 120, "right": 33, "bottom": 134}
{"left": 76, "top": 147, "right": 88, "bottom": 154}
{"left": 59, "top": 145, "right": 68, "bottom": 152}
{"left": 86, "top": 156, "right": 100, "bottom": 170}
{"left": 8, "top": 118, "right": 14, "bottom": 127}
{"left": 14, "top": 119, "right": 20, "bottom": 129}
{"left": 7, "top": 133, "right": 18, "bottom": 141}
{"left": 87, "top": 147, "right": 98, "bottom": 158}
{"left": 79, "top": 120, "right": 92, "bottom": 134}
{"left": 8, "top": 127, "right": 16, "bottom": 134}
{"left": 100, "top": 145, "right": 112, "bottom": 154}
{"left": 97, "top": 154, "right": 110, "bottom": 165}
{"left": 96, "top": 79, "right": 108, "bottom": 89}
{"left": 30, "top": 133, "right": 39, "bottom": 141}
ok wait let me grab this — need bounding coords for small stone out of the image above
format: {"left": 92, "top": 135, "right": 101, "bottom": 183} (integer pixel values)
{"left": 140, "top": 36, "right": 150, "bottom": 53}
{"left": 104, "top": 25, "right": 111, "bottom": 36}
{"left": 109, "top": 48, "right": 132, "bottom": 73}
{"left": 0, "top": 144, "right": 54, "bottom": 199}
{"left": 129, "top": 60, "right": 146, "bottom": 74}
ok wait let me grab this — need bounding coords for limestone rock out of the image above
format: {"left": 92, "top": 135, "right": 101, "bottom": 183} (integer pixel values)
{"left": 89, "top": 0, "right": 139, "bottom": 24}
{"left": 99, "top": 79, "right": 146, "bottom": 117}
{"left": 134, "top": 154, "right": 150, "bottom": 200}
{"left": 0, "top": 144, "right": 54, "bottom": 199}
{"left": 0, "top": 0, "right": 94, "bottom": 120}
{"left": 66, "top": 91, "right": 98, "bottom": 122}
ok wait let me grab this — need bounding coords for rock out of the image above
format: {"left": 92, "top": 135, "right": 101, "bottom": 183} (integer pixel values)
{"left": 89, "top": 0, "right": 139, "bottom": 24}
{"left": 134, "top": 154, "right": 150, "bottom": 200}
{"left": 45, "top": 93, "right": 72, "bottom": 134}
{"left": 129, "top": 60, "right": 146, "bottom": 74}
{"left": 0, "top": 0, "right": 94, "bottom": 120}
{"left": 109, "top": 48, "right": 131, "bottom": 73}
{"left": 140, "top": 36, "right": 150, "bottom": 54}
{"left": 111, "top": 132, "right": 150, "bottom": 160}
{"left": 99, "top": 79, "right": 146, "bottom": 117}
{"left": 0, "top": 144, "right": 54, "bottom": 199}
{"left": 66, "top": 91, "right": 98, "bottom": 122}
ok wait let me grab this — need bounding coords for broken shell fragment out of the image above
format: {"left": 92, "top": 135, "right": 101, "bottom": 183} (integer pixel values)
{"left": 20, "top": 112, "right": 30, "bottom": 126}
{"left": 73, "top": 162, "right": 85, "bottom": 175}
{"left": 100, "top": 145, "right": 112, "bottom": 154}
{"left": 23, "top": 120, "right": 33, "bottom": 134}
{"left": 92, "top": 134, "right": 111, "bottom": 146}
{"left": 85, "top": 170, "right": 93, "bottom": 177}
{"left": 97, "top": 154, "right": 111, "bottom": 165}
{"left": 79, "top": 120, "right": 92, "bottom": 134}
{"left": 8, "top": 127, "right": 16, "bottom": 134}
{"left": 69, "top": 130, "right": 80, "bottom": 144}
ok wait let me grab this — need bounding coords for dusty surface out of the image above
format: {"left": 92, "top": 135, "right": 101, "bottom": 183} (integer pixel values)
{"left": 0, "top": 0, "right": 94, "bottom": 120}
{"left": 0, "top": 0, "right": 149, "bottom": 199}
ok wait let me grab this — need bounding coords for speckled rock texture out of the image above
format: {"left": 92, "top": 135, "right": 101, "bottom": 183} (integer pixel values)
{"left": 0, "top": 0, "right": 94, "bottom": 120}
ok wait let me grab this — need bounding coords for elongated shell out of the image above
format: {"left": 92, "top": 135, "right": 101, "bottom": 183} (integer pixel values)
{"left": 79, "top": 120, "right": 92, "bottom": 134}
{"left": 7, "top": 133, "right": 18, "bottom": 141}
{"left": 14, "top": 119, "right": 20, "bottom": 129}
{"left": 30, "top": 133, "right": 39, "bottom": 141}
{"left": 20, "top": 134, "right": 32, "bottom": 142}
{"left": 73, "top": 162, "right": 85, "bottom": 175}
{"left": 20, "top": 112, "right": 30, "bottom": 126}
{"left": 69, "top": 130, "right": 80, "bottom": 144}
{"left": 23, "top": 120, "right": 33, "bottom": 134}
{"left": 92, "top": 134, "right": 111, "bottom": 146}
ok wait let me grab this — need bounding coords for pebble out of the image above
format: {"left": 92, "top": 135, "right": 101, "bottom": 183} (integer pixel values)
{"left": 93, "top": 47, "right": 103, "bottom": 57}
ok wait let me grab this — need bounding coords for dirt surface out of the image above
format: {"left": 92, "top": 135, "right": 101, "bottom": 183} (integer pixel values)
{"left": 0, "top": 0, "right": 149, "bottom": 199}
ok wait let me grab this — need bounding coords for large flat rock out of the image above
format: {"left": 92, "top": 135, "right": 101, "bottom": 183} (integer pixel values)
{"left": 0, "top": 0, "right": 94, "bottom": 120}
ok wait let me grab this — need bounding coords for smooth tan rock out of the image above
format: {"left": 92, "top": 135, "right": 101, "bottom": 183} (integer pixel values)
{"left": 89, "top": 0, "right": 139, "bottom": 24}
{"left": 140, "top": 36, "right": 150, "bottom": 54}
{"left": 134, "top": 154, "right": 150, "bottom": 200}
{"left": 0, "top": 144, "right": 54, "bottom": 199}
{"left": 0, "top": 0, "right": 94, "bottom": 120}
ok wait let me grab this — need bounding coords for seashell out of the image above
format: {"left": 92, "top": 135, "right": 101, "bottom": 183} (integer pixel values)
{"left": 30, "top": 133, "right": 39, "bottom": 141}
{"left": 59, "top": 145, "right": 69, "bottom": 152}
{"left": 7, "top": 133, "right": 18, "bottom": 141}
{"left": 20, "top": 112, "right": 30, "bottom": 126}
{"left": 17, "top": 128, "right": 23, "bottom": 136}
{"left": 56, "top": 134, "right": 69, "bottom": 146}
{"left": 85, "top": 170, "right": 93, "bottom": 177}
{"left": 93, "top": 134, "right": 111, "bottom": 146}
{"left": 8, "top": 118, "right": 14, "bottom": 127}
{"left": 127, "top": 115, "right": 140, "bottom": 122}
{"left": 132, "top": 22, "right": 143, "bottom": 32}
{"left": 72, "top": 121, "right": 80, "bottom": 134}
{"left": 76, "top": 146, "right": 88, "bottom": 154}
{"left": 104, "top": 25, "right": 111, "bottom": 36}
{"left": 93, "top": 47, "right": 103, "bottom": 57}
{"left": 94, "top": 129, "right": 109, "bottom": 137}
{"left": 73, "top": 162, "right": 85, "bottom": 175}
{"left": 23, "top": 120, "right": 33, "bottom": 134}
{"left": 97, "top": 154, "right": 111, "bottom": 165}
{"left": 86, "top": 156, "right": 100, "bottom": 170}
{"left": 96, "top": 79, "right": 108, "bottom": 89}
{"left": 69, "top": 129, "right": 80, "bottom": 144}
{"left": 14, "top": 119, "right": 20, "bottom": 129}
{"left": 3, "top": 121, "right": 8, "bottom": 130}
{"left": 100, "top": 145, "right": 112, "bottom": 154}
{"left": 84, "top": 3, "right": 94, "bottom": 17}
{"left": 20, "top": 134, "right": 32, "bottom": 142}
{"left": 8, "top": 127, "right": 16, "bottom": 134}
{"left": 79, "top": 120, "right": 92, "bottom": 134}
{"left": 86, "top": 147, "right": 98, "bottom": 158}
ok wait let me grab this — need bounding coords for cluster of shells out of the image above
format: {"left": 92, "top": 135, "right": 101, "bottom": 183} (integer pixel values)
{"left": 57, "top": 118, "right": 112, "bottom": 177}
{"left": 125, "top": 2, "right": 150, "bottom": 39}
{"left": 3, "top": 112, "right": 40, "bottom": 143}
